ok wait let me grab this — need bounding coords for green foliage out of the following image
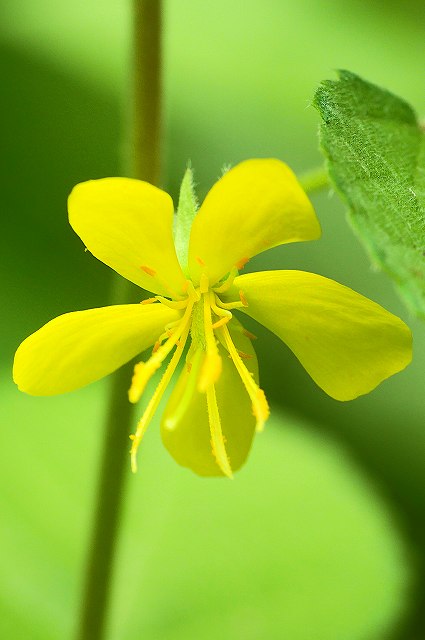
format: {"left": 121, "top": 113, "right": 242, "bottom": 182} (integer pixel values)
{"left": 314, "top": 70, "right": 425, "bottom": 316}
{"left": 0, "top": 378, "right": 409, "bottom": 639}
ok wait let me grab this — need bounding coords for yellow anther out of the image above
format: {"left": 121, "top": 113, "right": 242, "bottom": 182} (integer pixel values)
{"left": 196, "top": 256, "right": 206, "bottom": 266}
{"left": 140, "top": 297, "right": 158, "bottom": 305}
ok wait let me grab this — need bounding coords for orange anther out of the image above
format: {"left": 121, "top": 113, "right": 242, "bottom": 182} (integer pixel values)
{"left": 242, "top": 329, "right": 257, "bottom": 340}
{"left": 141, "top": 297, "right": 157, "bottom": 305}
{"left": 140, "top": 265, "right": 157, "bottom": 276}
{"left": 239, "top": 290, "right": 248, "bottom": 307}
{"left": 237, "top": 350, "right": 253, "bottom": 360}
{"left": 235, "top": 257, "right": 249, "bottom": 270}
{"left": 196, "top": 256, "right": 205, "bottom": 266}
{"left": 152, "top": 340, "right": 161, "bottom": 354}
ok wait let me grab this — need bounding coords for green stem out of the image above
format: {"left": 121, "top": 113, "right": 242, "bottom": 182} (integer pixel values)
{"left": 75, "top": 2, "right": 163, "bottom": 639}
{"left": 299, "top": 165, "right": 330, "bottom": 195}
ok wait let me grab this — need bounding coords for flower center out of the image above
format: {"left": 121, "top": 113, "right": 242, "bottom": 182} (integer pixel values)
{"left": 129, "top": 270, "right": 269, "bottom": 476}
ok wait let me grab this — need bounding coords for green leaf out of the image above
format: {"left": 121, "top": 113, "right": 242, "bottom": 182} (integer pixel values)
{"left": 314, "top": 70, "right": 425, "bottom": 316}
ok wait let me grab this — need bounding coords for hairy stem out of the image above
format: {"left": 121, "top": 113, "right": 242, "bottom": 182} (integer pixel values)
{"left": 75, "top": 2, "right": 162, "bottom": 639}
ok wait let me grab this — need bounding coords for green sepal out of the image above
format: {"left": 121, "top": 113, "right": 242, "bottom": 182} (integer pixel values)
{"left": 174, "top": 164, "right": 199, "bottom": 275}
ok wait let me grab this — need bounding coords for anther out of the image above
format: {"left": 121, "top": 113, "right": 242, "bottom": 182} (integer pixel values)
{"left": 152, "top": 341, "right": 161, "bottom": 354}
{"left": 242, "top": 329, "right": 257, "bottom": 340}
{"left": 239, "top": 290, "right": 248, "bottom": 307}
{"left": 141, "top": 297, "right": 158, "bottom": 305}
{"left": 140, "top": 265, "right": 156, "bottom": 276}
{"left": 196, "top": 256, "right": 205, "bottom": 266}
{"left": 237, "top": 350, "right": 253, "bottom": 360}
{"left": 235, "top": 257, "right": 249, "bottom": 270}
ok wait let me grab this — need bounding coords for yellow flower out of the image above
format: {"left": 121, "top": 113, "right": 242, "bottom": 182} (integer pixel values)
{"left": 13, "top": 159, "right": 412, "bottom": 478}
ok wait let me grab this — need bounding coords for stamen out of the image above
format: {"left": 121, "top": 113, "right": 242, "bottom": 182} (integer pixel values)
{"left": 128, "top": 301, "right": 194, "bottom": 404}
{"left": 128, "top": 361, "right": 155, "bottom": 404}
{"left": 198, "top": 293, "right": 222, "bottom": 392}
{"left": 140, "top": 297, "right": 158, "bottom": 305}
{"left": 211, "top": 316, "right": 231, "bottom": 329}
{"left": 164, "top": 320, "right": 180, "bottom": 332}
{"left": 212, "top": 267, "right": 238, "bottom": 293}
{"left": 220, "top": 324, "right": 269, "bottom": 432}
{"left": 130, "top": 322, "right": 191, "bottom": 472}
{"left": 206, "top": 384, "right": 233, "bottom": 478}
{"left": 164, "top": 348, "right": 203, "bottom": 431}
{"left": 210, "top": 296, "right": 233, "bottom": 319}
{"left": 242, "top": 329, "right": 257, "bottom": 340}
{"left": 196, "top": 256, "right": 205, "bottom": 266}
{"left": 155, "top": 296, "right": 189, "bottom": 310}
{"left": 185, "top": 279, "right": 201, "bottom": 302}
{"left": 152, "top": 340, "right": 161, "bottom": 354}
{"left": 199, "top": 273, "right": 209, "bottom": 293}
{"left": 140, "top": 265, "right": 156, "bottom": 276}
{"left": 239, "top": 290, "right": 248, "bottom": 307}
{"left": 235, "top": 257, "right": 249, "bottom": 270}
{"left": 216, "top": 298, "right": 245, "bottom": 310}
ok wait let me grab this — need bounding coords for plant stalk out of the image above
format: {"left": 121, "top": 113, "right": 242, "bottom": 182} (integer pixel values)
{"left": 75, "top": 2, "right": 163, "bottom": 639}
{"left": 299, "top": 165, "right": 330, "bottom": 195}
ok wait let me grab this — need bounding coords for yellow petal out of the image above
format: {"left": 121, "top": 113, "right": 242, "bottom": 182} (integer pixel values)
{"left": 161, "top": 342, "right": 257, "bottom": 477}
{"left": 224, "top": 271, "right": 412, "bottom": 401}
{"left": 188, "top": 159, "right": 320, "bottom": 286}
{"left": 13, "top": 304, "right": 180, "bottom": 396}
{"left": 68, "top": 178, "right": 187, "bottom": 297}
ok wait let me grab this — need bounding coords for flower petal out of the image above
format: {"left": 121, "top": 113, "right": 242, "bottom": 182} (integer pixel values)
{"left": 161, "top": 340, "right": 258, "bottom": 477}
{"left": 223, "top": 270, "right": 412, "bottom": 401}
{"left": 68, "top": 178, "right": 187, "bottom": 297}
{"left": 188, "top": 159, "right": 320, "bottom": 286}
{"left": 13, "top": 303, "right": 180, "bottom": 396}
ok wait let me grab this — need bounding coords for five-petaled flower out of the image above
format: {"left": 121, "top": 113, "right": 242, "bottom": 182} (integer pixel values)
{"left": 13, "top": 159, "right": 412, "bottom": 477}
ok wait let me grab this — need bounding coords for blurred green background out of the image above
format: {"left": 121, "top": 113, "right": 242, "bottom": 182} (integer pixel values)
{"left": 1, "top": 1, "right": 424, "bottom": 638}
